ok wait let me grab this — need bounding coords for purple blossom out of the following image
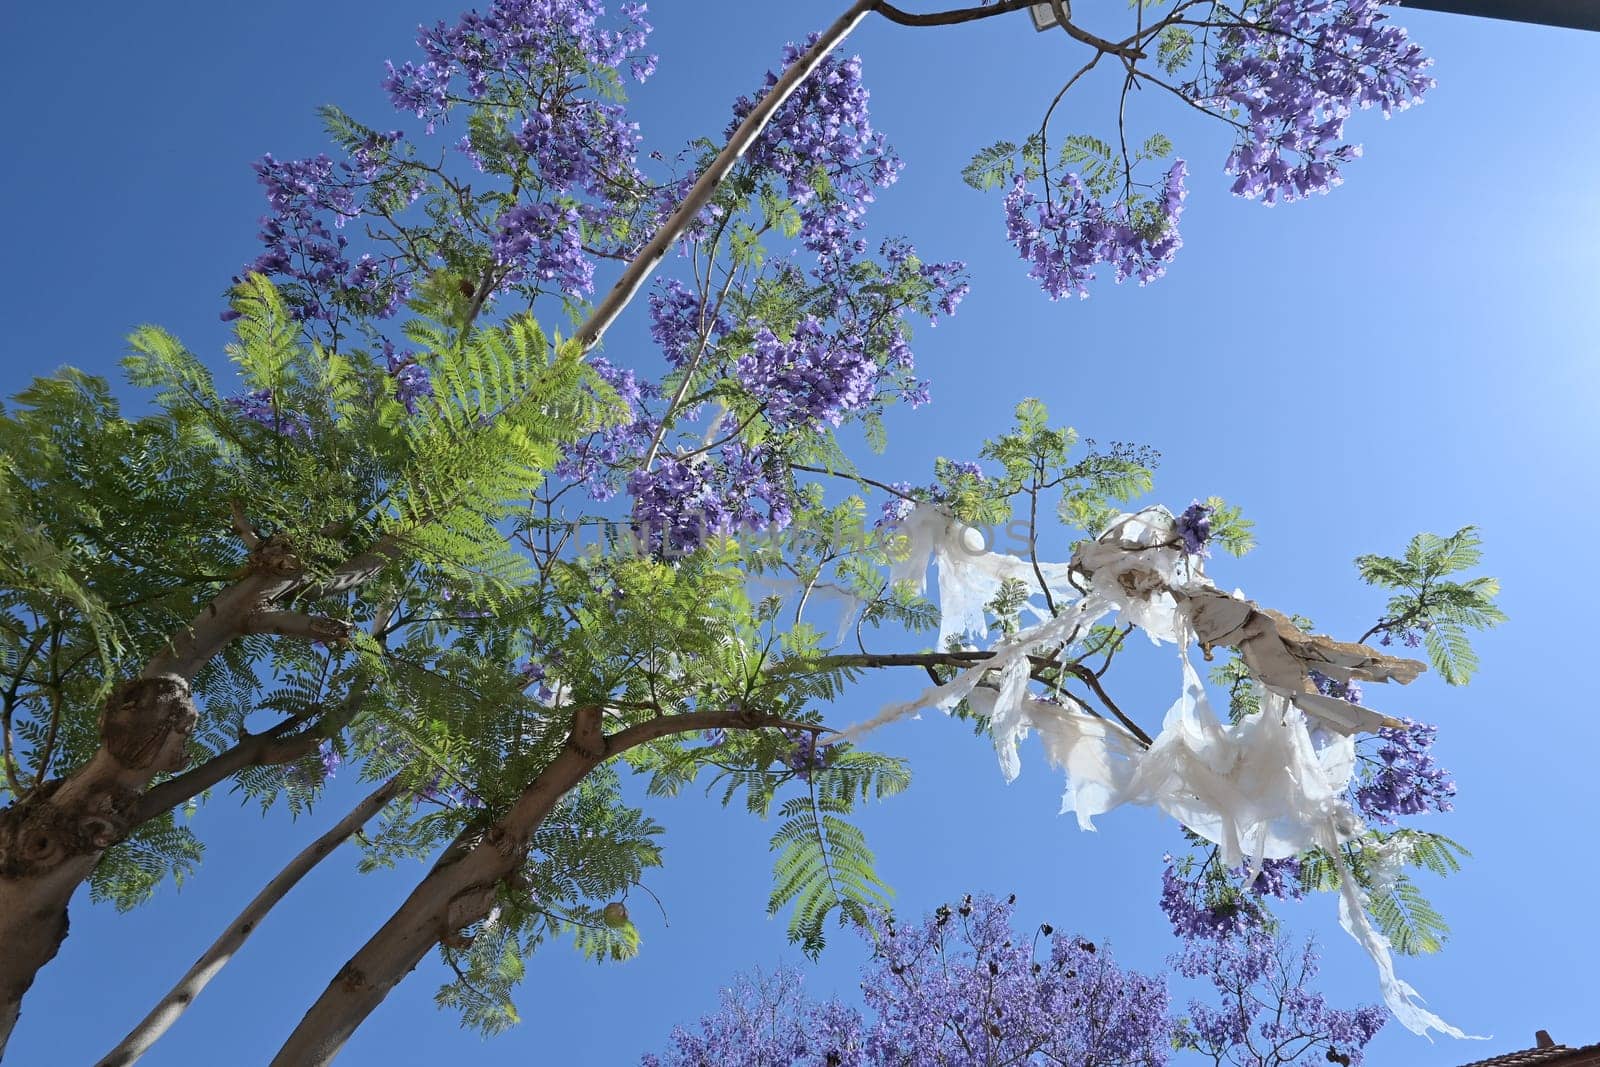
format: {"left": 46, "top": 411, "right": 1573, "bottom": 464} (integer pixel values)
{"left": 1175, "top": 499, "right": 1213, "bottom": 555}
{"left": 1208, "top": 0, "right": 1434, "bottom": 206}
{"left": 1310, "top": 668, "right": 1363, "bottom": 705}
{"left": 730, "top": 39, "right": 901, "bottom": 256}
{"left": 491, "top": 201, "right": 594, "bottom": 296}
{"left": 861, "top": 897, "right": 1171, "bottom": 1066}
{"left": 385, "top": 349, "right": 434, "bottom": 414}
{"left": 1353, "top": 718, "right": 1455, "bottom": 824}
{"left": 382, "top": 0, "right": 652, "bottom": 253}
{"left": 648, "top": 895, "right": 1170, "bottom": 1067}
{"left": 234, "top": 153, "right": 411, "bottom": 328}
{"left": 643, "top": 966, "right": 866, "bottom": 1067}
{"left": 1377, "top": 623, "right": 1425, "bottom": 648}
{"left": 1003, "top": 159, "right": 1187, "bottom": 301}
{"left": 735, "top": 319, "right": 879, "bottom": 430}
{"left": 554, "top": 356, "right": 660, "bottom": 501}
{"left": 628, "top": 444, "right": 793, "bottom": 555}
{"left": 225, "top": 388, "right": 312, "bottom": 440}
{"left": 1174, "top": 935, "right": 1387, "bottom": 1066}
{"left": 878, "top": 482, "right": 917, "bottom": 526}
{"left": 783, "top": 729, "right": 826, "bottom": 781}
{"left": 385, "top": 0, "right": 654, "bottom": 127}
{"left": 1242, "top": 856, "right": 1305, "bottom": 901}
{"left": 318, "top": 740, "right": 342, "bottom": 778}
{"left": 418, "top": 769, "right": 485, "bottom": 808}
{"left": 1159, "top": 856, "right": 1269, "bottom": 942}
{"left": 648, "top": 278, "right": 729, "bottom": 368}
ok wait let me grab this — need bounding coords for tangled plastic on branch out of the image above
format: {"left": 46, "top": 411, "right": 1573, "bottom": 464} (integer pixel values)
{"left": 836, "top": 504, "right": 1472, "bottom": 1041}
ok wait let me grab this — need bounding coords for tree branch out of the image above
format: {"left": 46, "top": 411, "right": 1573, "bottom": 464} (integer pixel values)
{"left": 872, "top": 0, "right": 1037, "bottom": 27}
{"left": 131, "top": 719, "right": 321, "bottom": 826}
{"left": 97, "top": 776, "right": 403, "bottom": 1067}
{"left": 239, "top": 612, "right": 355, "bottom": 644}
{"left": 571, "top": 0, "right": 878, "bottom": 353}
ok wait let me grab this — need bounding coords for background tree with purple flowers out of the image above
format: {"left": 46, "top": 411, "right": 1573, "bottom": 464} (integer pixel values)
{"left": 0, "top": 0, "right": 1508, "bottom": 1063}
{"left": 648, "top": 893, "right": 1391, "bottom": 1066}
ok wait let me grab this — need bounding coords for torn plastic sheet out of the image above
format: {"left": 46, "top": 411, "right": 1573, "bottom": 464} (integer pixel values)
{"left": 1326, "top": 826, "right": 1481, "bottom": 1040}
{"left": 843, "top": 504, "right": 1468, "bottom": 1038}
{"left": 888, "top": 504, "right": 1079, "bottom": 647}
{"left": 828, "top": 592, "right": 1116, "bottom": 754}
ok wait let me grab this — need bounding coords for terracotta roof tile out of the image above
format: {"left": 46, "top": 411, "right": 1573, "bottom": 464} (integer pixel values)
{"left": 1456, "top": 1042, "right": 1600, "bottom": 1067}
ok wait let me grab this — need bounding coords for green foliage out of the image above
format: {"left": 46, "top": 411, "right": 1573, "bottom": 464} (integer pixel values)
{"left": 88, "top": 812, "right": 205, "bottom": 912}
{"left": 1202, "top": 496, "right": 1255, "bottom": 557}
{"left": 1354, "top": 526, "right": 1505, "bottom": 684}
{"left": 1208, "top": 654, "right": 1261, "bottom": 723}
{"left": 767, "top": 748, "right": 907, "bottom": 956}
{"left": 1157, "top": 26, "right": 1196, "bottom": 73}
{"left": 962, "top": 140, "right": 1019, "bottom": 190}
{"left": 1058, "top": 134, "right": 1121, "bottom": 197}
{"left": 1299, "top": 830, "right": 1469, "bottom": 955}
{"left": 428, "top": 769, "right": 662, "bottom": 1034}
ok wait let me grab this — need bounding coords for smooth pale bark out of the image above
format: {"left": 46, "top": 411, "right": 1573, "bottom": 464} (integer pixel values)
{"left": 0, "top": 541, "right": 327, "bottom": 1056}
{"left": 95, "top": 777, "right": 402, "bottom": 1067}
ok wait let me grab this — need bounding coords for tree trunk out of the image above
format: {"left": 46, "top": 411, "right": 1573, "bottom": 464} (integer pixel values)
{"left": 0, "top": 543, "right": 312, "bottom": 1055}
{"left": 268, "top": 707, "right": 610, "bottom": 1067}
{"left": 268, "top": 708, "right": 791, "bottom": 1065}
{"left": 0, "top": 675, "right": 199, "bottom": 1057}
{"left": 95, "top": 777, "right": 402, "bottom": 1067}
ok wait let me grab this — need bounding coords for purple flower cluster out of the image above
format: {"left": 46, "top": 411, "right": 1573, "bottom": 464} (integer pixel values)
{"left": 384, "top": 0, "right": 653, "bottom": 266}
{"left": 419, "top": 770, "right": 488, "bottom": 808}
{"left": 1353, "top": 718, "right": 1455, "bottom": 824}
{"left": 1175, "top": 935, "right": 1387, "bottom": 1066}
{"left": 627, "top": 444, "right": 793, "bottom": 555}
{"left": 1177, "top": 940, "right": 1388, "bottom": 1062}
{"left": 1310, "top": 668, "right": 1363, "bottom": 705}
{"left": 735, "top": 320, "right": 879, "bottom": 430}
{"left": 234, "top": 152, "right": 412, "bottom": 328}
{"left": 1159, "top": 857, "right": 1268, "bottom": 943}
{"left": 878, "top": 482, "right": 918, "bottom": 526}
{"left": 517, "top": 659, "right": 557, "bottom": 704}
{"left": 860, "top": 896, "right": 1171, "bottom": 1066}
{"left": 1209, "top": 0, "right": 1434, "bottom": 205}
{"left": 1377, "top": 623, "right": 1425, "bottom": 648}
{"left": 648, "top": 278, "right": 730, "bottom": 368}
{"left": 1003, "top": 160, "right": 1187, "bottom": 301}
{"left": 384, "top": 0, "right": 653, "bottom": 129}
{"left": 1175, "top": 499, "right": 1213, "bottom": 555}
{"left": 384, "top": 348, "right": 435, "bottom": 415}
{"left": 783, "top": 729, "right": 827, "bottom": 781}
{"left": 731, "top": 39, "right": 901, "bottom": 256}
{"left": 554, "top": 356, "right": 660, "bottom": 501}
{"left": 319, "top": 740, "right": 342, "bottom": 778}
{"left": 643, "top": 966, "right": 866, "bottom": 1067}
{"left": 287, "top": 739, "right": 342, "bottom": 793}
{"left": 1243, "top": 856, "right": 1306, "bottom": 901}
{"left": 490, "top": 201, "right": 593, "bottom": 296}
{"left": 225, "top": 388, "right": 312, "bottom": 440}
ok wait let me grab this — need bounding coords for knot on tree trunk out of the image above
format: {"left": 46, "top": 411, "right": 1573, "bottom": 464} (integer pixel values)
{"left": 0, "top": 779, "right": 140, "bottom": 876}
{"left": 443, "top": 883, "right": 499, "bottom": 948}
{"left": 100, "top": 676, "right": 198, "bottom": 773}
{"left": 335, "top": 963, "right": 372, "bottom": 994}
{"left": 247, "top": 535, "right": 303, "bottom": 577}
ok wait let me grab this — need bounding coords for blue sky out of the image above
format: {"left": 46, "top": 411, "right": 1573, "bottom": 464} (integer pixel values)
{"left": 2, "top": 1, "right": 1597, "bottom": 1064}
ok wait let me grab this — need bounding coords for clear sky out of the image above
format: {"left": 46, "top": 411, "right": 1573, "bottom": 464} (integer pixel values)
{"left": 2, "top": 1, "right": 1597, "bottom": 1064}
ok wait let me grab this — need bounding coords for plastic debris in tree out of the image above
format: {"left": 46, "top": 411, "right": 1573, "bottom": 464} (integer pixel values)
{"left": 839, "top": 504, "right": 1474, "bottom": 1040}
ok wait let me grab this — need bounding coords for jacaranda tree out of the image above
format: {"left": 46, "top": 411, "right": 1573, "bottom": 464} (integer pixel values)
{"left": 0, "top": 0, "right": 1499, "bottom": 1063}
{"left": 647, "top": 893, "right": 1390, "bottom": 1066}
